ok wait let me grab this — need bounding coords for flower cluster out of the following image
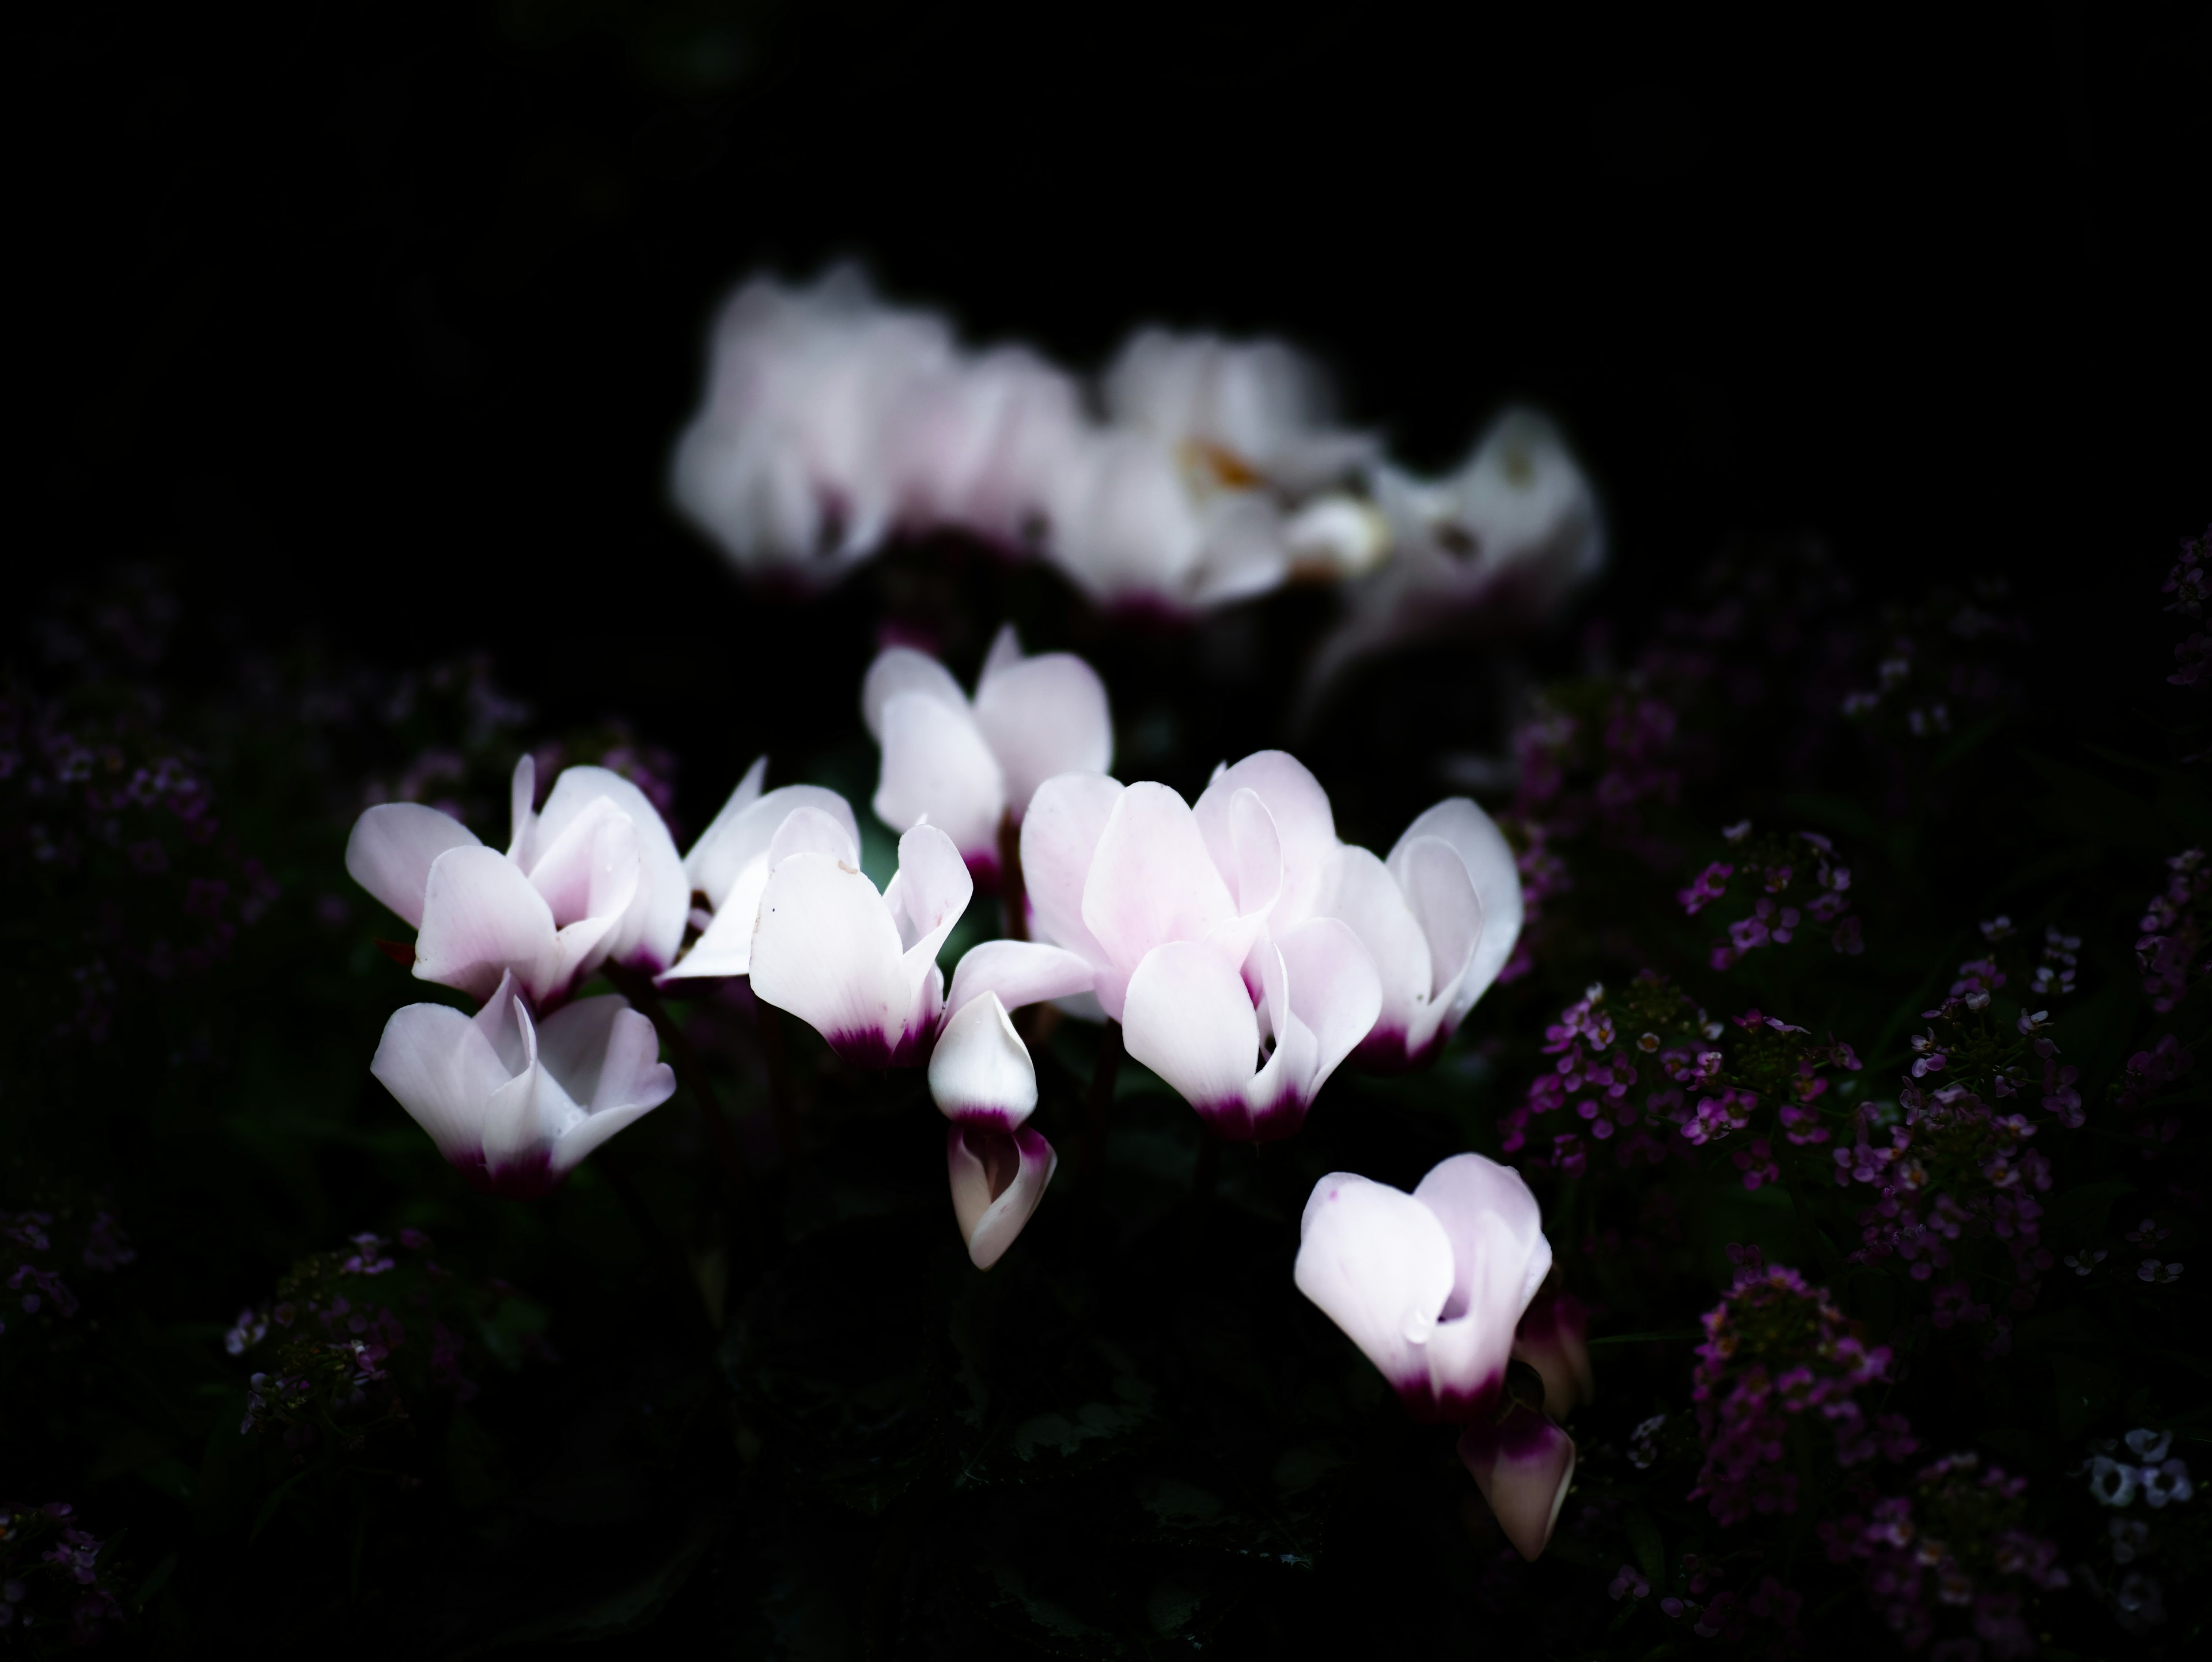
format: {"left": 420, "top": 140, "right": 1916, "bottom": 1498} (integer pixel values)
{"left": 1689, "top": 1261, "right": 1912, "bottom": 1525}
{"left": 1, "top": 1205, "right": 134, "bottom": 1342}
{"left": 2137, "top": 846, "right": 2208, "bottom": 1012}
{"left": 228, "top": 1229, "right": 546, "bottom": 1453}
{"left": 2164, "top": 524, "right": 2212, "bottom": 684}
{"left": 1682, "top": 824, "right": 1863, "bottom": 968}
{"left": 670, "top": 267, "right": 1604, "bottom": 631}
{"left": 1820, "top": 1452, "right": 2066, "bottom": 1657}
{"left": 0, "top": 1501, "right": 125, "bottom": 1646}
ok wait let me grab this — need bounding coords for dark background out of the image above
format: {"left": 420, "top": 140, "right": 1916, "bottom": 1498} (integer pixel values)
{"left": 22, "top": 0, "right": 2210, "bottom": 803}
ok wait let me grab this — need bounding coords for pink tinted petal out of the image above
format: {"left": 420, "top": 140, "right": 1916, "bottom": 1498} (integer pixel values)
{"left": 1322, "top": 845, "right": 1431, "bottom": 1045}
{"left": 976, "top": 622, "right": 1024, "bottom": 686}
{"left": 1122, "top": 940, "right": 1260, "bottom": 1115}
{"left": 370, "top": 1002, "right": 509, "bottom": 1163}
{"left": 1195, "top": 751, "right": 1337, "bottom": 927}
{"left": 891, "top": 824, "right": 973, "bottom": 1037}
{"left": 469, "top": 971, "right": 533, "bottom": 1073}
{"left": 1398, "top": 835, "right": 1484, "bottom": 1009}
{"left": 1294, "top": 1173, "right": 1458, "bottom": 1403}
{"left": 525, "top": 797, "right": 642, "bottom": 932}
{"left": 861, "top": 646, "right": 968, "bottom": 740}
{"left": 1082, "top": 783, "right": 1236, "bottom": 994}
{"left": 948, "top": 1125, "right": 1058, "bottom": 1270}
{"left": 971, "top": 652, "right": 1113, "bottom": 821}
{"left": 666, "top": 792, "right": 861, "bottom": 982}
{"left": 1513, "top": 1292, "right": 1594, "bottom": 1417}
{"left": 1274, "top": 917, "right": 1383, "bottom": 1097}
{"left": 944, "top": 940, "right": 1096, "bottom": 1024}
{"left": 929, "top": 993, "right": 1036, "bottom": 1128}
{"left": 507, "top": 754, "right": 536, "bottom": 856}
{"left": 537, "top": 768, "right": 687, "bottom": 971}
{"left": 1391, "top": 799, "right": 1521, "bottom": 1023}
{"left": 414, "top": 846, "right": 559, "bottom": 1004}
{"left": 873, "top": 690, "right": 1005, "bottom": 860}
{"left": 1019, "top": 773, "right": 1122, "bottom": 968}
{"left": 346, "top": 803, "right": 482, "bottom": 929}
{"left": 749, "top": 854, "right": 910, "bottom": 1062}
{"left": 1413, "top": 1153, "right": 1551, "bottom": 1331}
{"left": 478, "top": 1001, "right": 573, "bottom": 1174}
{"left": 1459, "top": 1415, "right": 1577, "bottom": 1561}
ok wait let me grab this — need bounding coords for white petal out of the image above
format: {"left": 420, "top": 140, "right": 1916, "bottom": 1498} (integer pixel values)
{"left": 548, "top": 1002, "right": 675, "bottom": 1171}
{"left": 1122, "top": 940, "right": 1260, "bottom": 1115}
{"left": 1081, "top": 782, "right": 1236, "bottom": 1016}
{"left": 1513, "top": 1293, "right": 1594, "bottom": 1417}
{"left": 971, "top": 652, "right": 1113, "bottom": 822}
{"left": 679, "top": 755, "right": 768, "bottom": 898}
{"left": 929, "top": 993, "right": 1036, "bottom": 1128}
{"left": 370, "top": 1001, "right": 510, "bottom": 1163}
{"left": 1294, "top": 1173, "right": 1458, "bottom": 1404}
{"left": 1321, "top": 845, "right": 1431, "bottom": 1045}
{"left": 468, "top": 970, "right": 533, "bottom": 1073}
{"left": 1273, "top": 917, "right": 1382, "bottom": 1098}
{"left": 525, "top": 796, "right": 642, "bottom": 932}
{"left": 1399, "top": 836, "right": 1484, "bottom": 1007}
{"left": 536, "top": 767, "right": 688, "bottom": 972}
{"left": 686, "top": 782, "right": 860, "bottom": 911}
{"left": 1391, "top": 799, "right": 1521, "bottom": 1023}
{"left": 413, "top": 846, "right": 560, "bottom": 1004}
{"left": 891, "top": 824, "right": 973, "bottom": 1033}
{"left": 873, "top": 690, "right": 1005, "bottom": 860}
{"left": 861, "top": 646, "right": 969, "bottom": 741}
{"left": 507, "top": 754, "right": 537, "bottom": 857}
{"left": 479, "top": 1000, "right": 585, "bottom": 1175}
{"left": 1018, "top": 773, "right": 1122, "bottom": 968}
{"left": 1412, "top": 1154, "right": 1551, "bottom": 1406}
{"left": 346, "top": 804, "right": 482, "bottom": 929}
{"left": 1459, "top": 1417, "right": 1577, "bottom": 1561}
{"left": 748, "top": 853, "right": 911, "bottom": 1065}
{"left": 767, "top": 803, "right": 862, "bottom": 868}
{"left": 948, "top": 1125, "right": 1058, "bottom": 1270}
{"left": 976, "top": 623, "right": 1024, "bottom": 687}
{"left": 1195, "top": 751, "right": 1338, "bottom": 929}
{"left": 944, "top": 940, "right": 1096, "bottom": 1023}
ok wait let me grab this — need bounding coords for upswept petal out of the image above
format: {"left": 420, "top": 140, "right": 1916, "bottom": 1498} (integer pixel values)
{"left": 1458, "top": 1413, "right": 1577, "bottom": 1561}
{"left": 665, "top": 787, "right": 863, "bottom": 983}
{"left": 749, "top": 855, "right": 911, "bottom": 1062}
{"left": 861, "top": 646, "right": 969, "bottom": 740}
{"left": 948, "top": 1125, "right": 1058, "bottom": 1270}
{"left": 873, "top": 690, "right": 1005, "bottom": 861}
{"left": 943, "top": 940, "right": 1096, "bottom": 1027}
{"left": 1398, "top": 836, "right": 1484, "bottom": 1013}
{"left": 346, "top": 803, "right": 482, "bottom": 929}
{"left": 551, "top": 1005, "right": 676, "bottom": 1172}
{"left": 1081, "top": 782, "right": 1236, "bottom": 1016}
{"left": 1195, "top": 752, "right": 1338, "bottom": 929}
{"left": 1513, "top": 1290, "right": 1595, "bottom": 1418}
{"left": 1414, "top": 1153, "right": 1551, "bottom": 1331}
{"left": 1294, "top": 1173, "right": 1459, "bottom": 1399}
{"left": 1390, "top": 798, "right": 1521, "bottom": 1023}
{"left": 370, "top": 1002, "right": 510, "bottom": 1163}
{"left": 525, "top": 797, "right": 642, "bottom": 933}
{"left": 1019, "top": 773, "right": 1123, "bottom": 971}
{"left": 971, "top": 652, "right": 1113, "bottom": 821}
{"left": 685, "top": 773, "right": 856, "bottom": 906}
{"left": 977, "top": 622, "right": 1024, "bottom": 686}
{"left": 532, "top": 767, "right": 688, "bottom": 971}
{"left": 413, "top": 845, "right": 560, "bottom": 1004}
{"left": 1122, "top": 941, "right": 1261, "bottom": 1117}
{"left": 680, "top": 754, "right": 767, "bottom": 894}
{"left": 478, "top": 998, "right": 566, "bottom": 1177}
{"left": 1272, "top": 917, "right": 1382, "bottom": 1097}
{"left": 1322, "top": 845, "right": 1433, "bottom": 1037}
{"left": 929, "top": 993, "right": 1036, "bottom": 1128}
{"left": 767, "top": 804, "right": 862, "bottom": 869}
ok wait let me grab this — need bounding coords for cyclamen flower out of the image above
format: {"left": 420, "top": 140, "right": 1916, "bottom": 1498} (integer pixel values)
{"left": 662, "top": 758, "right": 861, "bottom": 982}
{"left": 926, "top": 944, "right": 1095, "bottom": 1268}
{"left": 1513, "top": 1286, "right": 1594, "bottom": 1417}
{"left": 1321, "top": 797, "right": 1523, "bottom": 1070}
{"left": 748, "top": 823, "right": 972, "bottom": 1067}
{"left": 1022, "top": 755, "right": 1381, "bottom": 1139}
{"left": 347, "top": 756, "right": 686, "bottom": 1006}
{"left": 863, "top": 626, "right": 1112, "bottom": 875}
{"left": 1296, "top": 1153, "right": 1571, "bottom": 1558}
{"left": 371, "top": 971, "right": 675, "bottom": 1197}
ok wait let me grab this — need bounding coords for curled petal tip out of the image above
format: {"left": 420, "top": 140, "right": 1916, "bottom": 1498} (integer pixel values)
{"left": 1459, "top": 1407, "right": 1577, "bottom": 1561}
{"left": 948, "top": 1125, "right": 1057, "bottom": 1270}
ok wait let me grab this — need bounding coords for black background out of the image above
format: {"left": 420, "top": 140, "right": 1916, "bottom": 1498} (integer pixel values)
{"left": 22, "top": 0, "right": 2209, "bottom": 794}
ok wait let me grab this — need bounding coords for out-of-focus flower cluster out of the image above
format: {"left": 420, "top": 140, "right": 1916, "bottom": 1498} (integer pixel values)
{"left": 225, "top": 1229, "right": 548, "bottom": 1460}
{"left": 1, "top": 1205, "right": 134, "bottom": 1342}
{"left": 2163, "top": 525, "right": 2212, "bottom": 686}
{"left": 669, "top": 266, "right": 1604, "bottom": 654}
{"left": 0, "top": 1500, "right": 125, "bottom": 1648}
{"left": 1689, "top": 1256, "right": 1914, "bottom": 1526}
{"left": 1821, "top": 1452, "right": 2067, "bottom": 1657}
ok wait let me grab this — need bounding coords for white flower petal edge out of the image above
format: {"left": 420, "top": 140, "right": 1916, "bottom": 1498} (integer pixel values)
{"left": 664, "top": 761, "right": 862, "bottom": 982}
{"left": 929, "top": 993, "right": 1036, "bottom": 1130}
{"left": 1389, "top": 797, "right": 1522, "bottom": 1026}
{"left": 370, "top": 971, "right": 674, "bottom": 1198}
{"left": 1294, "top": 1153, "right": 1551, "bottom": 1419}
{"left": 947, "top": 1125, "right": 1058, "bottom": 1270}
{"left": 1457, "top": 1410, "right": 1578, "bottom": 1562}
{"left": 749, "top": 824, "right": 971, "bottom": 1067}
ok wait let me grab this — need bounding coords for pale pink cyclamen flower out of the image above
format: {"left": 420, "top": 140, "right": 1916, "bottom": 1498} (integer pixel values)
{"left": 1320, "top": 797, "right": 1524, "bottom": 1070}
{"left": 1041, "top": 330, "right": 1384, "bottom": 614}
{"left": 876, "top": 346, "right": 1089, "bottom": 552}
{"left": 1300, "top": 408, "right": 1604, "bottom": 714}
{"left": 863, "top": 626, "right": 1113, "bottom": 876}
{"left": 669, "top": 265, "right": 957, "bottom": 588}
{"left": 926, "top": 941, "right": 1096, "bottom": 1267}
{"left": 659, "top": 758, "right": 861, "bottom": 982}
{"left": 1296, "top": 1153, "right": 1574, "bottom": 1558}
{"left": 748, "top": 823, "right": 973, "bottom": 1067}
{"left": 1513, "top": 1286, "right": 1595, "bottom": 1418}
{"left": 371, "top": 971, "right": 675, "bottom": 1197}
{"left": 346, "top": 756, "right": 687, "bottom": 1007}
{"left": 1021, "top": 754, "right": 1381, "bottom": 1140}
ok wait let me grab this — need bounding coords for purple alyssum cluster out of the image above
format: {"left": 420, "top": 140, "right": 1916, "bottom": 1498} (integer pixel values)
{"left": 0, "top": 1501, "right": 124, "bottom": 1645}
